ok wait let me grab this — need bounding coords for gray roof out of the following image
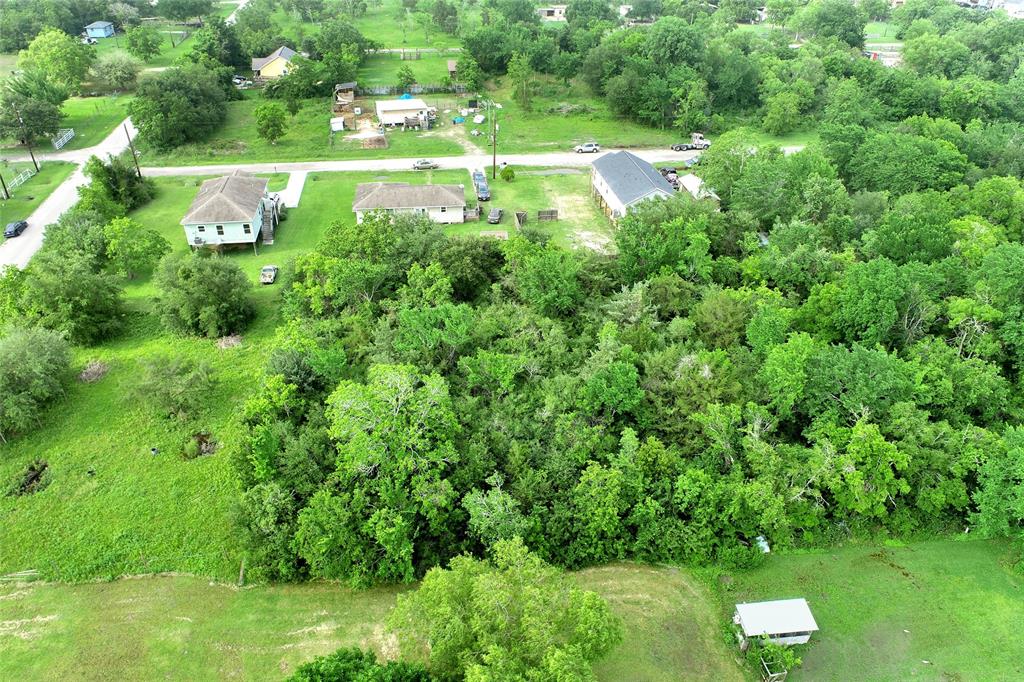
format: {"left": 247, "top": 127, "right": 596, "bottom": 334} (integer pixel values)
{"left": 353, "top": 183, "right": 465, "bottom": 211}
{"left": 252, "top": 46, "right": 296, "bottom": 71}
{"left": 735, "top": 599, "right": 819, "bottom": 637}
{"left": 181, "top": 171, "right": 267, "bottom": 225}
{"left": 592, "top": 150, "right": 674, "bottom": 206}
{"left": 85, "top": 21, "right": 113, "bottom": 28}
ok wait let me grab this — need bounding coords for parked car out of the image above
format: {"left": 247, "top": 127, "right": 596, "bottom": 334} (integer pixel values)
{"left": 260, "top": 265, "right": 279, "bottom": 284}
{"left": 683, "top": 155, "right": 702, "bottom": 168}
{"left": 487, "top": 208, "right": 503, "bottom": 224}
{"left": 231, "top": 75, "right": 247, "bottom": 85}
{"left": 671, "top": 133, "right": 711, "bottom": 152}
{"left": 4, "top": 220, "right": 27, "bottom": 238}
{"left": 477, "top": 185, "right": 491, "bottom": 201}
{"left": 412, "top": 159, "right": 439, "bottom": 170}
{"left": 472, "top": 170, "right": 486, "bottom": 185}
{"left": 574, "top": 142, "right": 600, "bottom": 153}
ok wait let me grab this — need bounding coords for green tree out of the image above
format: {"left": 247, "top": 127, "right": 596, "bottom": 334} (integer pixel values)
{"left": 848, "top": 131, "right": 967, "bottom": 195}
{"left": 396, "top": 63, "right": 417, "bottom": 91}
{"left": 103, "top": 217, "right": 171, "bottom": 279}
{"left": 129, "top": 65, "right": 227, "bottom": 149}
{"left": 89, "top": 50, "right": 141, "bottom": 91}
{"left": 253, "top": 101, "right": 287, "bottom": 144}
{"left": 0, "top": 91, "right": 62, "bottom": 144}
{"left": 790, "top": 0, "right": 867, "bottom": 48}
{"left": 504, "top": 238, "right": 582, "bottom": 317}
{"left": 762, "top": 90, "right": 802, "bottom": 135}
{"left": 902, "top": 33, "right": 970, "bottom": 78}
{"left": 154, "top": 253, "right": 255, "bottom": 337}
{"left": 507, "top": 51, "right": 533, "bottom": 110}
{"left": 159, "top": 0, "right": 214, "bottom": 24}
{"left": 0, "top": 327, "right": 70, "bottom": 444}
{"left": 3, "top": 68, "right": 68, "bottom": 106}
{"left": 82, "top": 154, "right": 155, "bottom": 211}
{"left": 388, "top": 537, "right": 622, "bottom": 681}
{"left": 972, "top": 427, "right": 1024, "bottom": 540}
{"left": 132, "top": 354, "right": 215, "bottom": 421}
{"left": 17, "top": 28, "right": 94, "bottom": 92}
{"left": 288, "top": 647, "right": 431, "bottom": 682}
{"left": 125, "top": 26, "right": 163, "bottom": 61}
{"left": 19, "top": 251, "right": 125, "bottom": 345}
{"left": 455, "top": 53, "right": 484, "bottom": 90}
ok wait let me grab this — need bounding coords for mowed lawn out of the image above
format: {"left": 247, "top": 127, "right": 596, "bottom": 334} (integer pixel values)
{"left": 358, "top": 52, "right": 458, "bottom": 87}
{"left": 349, "top": 0, "right": 467, "bottom": 48}
{"left": 59, "top": 96, "right": 131, "bottom": 150}
{"left": 0, "top": 161, "right": 76, "bottom": 225}
{"left": 138, "top": 93, "right": 465, "bottom": 166}
{"left": 0, "top": 564, "right": 743, "bottom": 681}
{"left": 718, "top": 539, "right": 1024, "bottom": 681}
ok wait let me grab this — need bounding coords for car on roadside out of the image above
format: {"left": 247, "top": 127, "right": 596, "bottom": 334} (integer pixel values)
{"left": 472, "top": 170, "right": 486, "bottom": 185}
{"left": 574, "top": 142, "right": 600, "bottom": 153}
{"left": 412, "top": 159, "right": 440, "bottom": 170}
{"left": 477, "top": 184, "right": 491, "bottom": 201}
{"left": 4, "top": 220, "right": 27, "bottom": 238}
{"left": 487, "top": 207, "right": 503, "bottom": 224}
{"left": 260, "top": 265, "right": 279, "bottom": 284}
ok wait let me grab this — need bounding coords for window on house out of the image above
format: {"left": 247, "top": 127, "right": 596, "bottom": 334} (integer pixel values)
{"left": 216, "top": 225, "right": 224, "bottom": 236}
{"left": 197, "top": 225, "right": 205, "bottom": 232}
{"left": 440, "top": 206, "right": 447, "bottom": 213}
{"left": 243, "top": 224, "right": 251, "bottom": 234}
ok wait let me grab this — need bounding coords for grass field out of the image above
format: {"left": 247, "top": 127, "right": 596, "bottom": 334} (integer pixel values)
{"left": 0, "top": 52, "right": 17, "bottom": 79}
{"left": 468, "top": 78, "right": 684, "bottom": 154}
{"left": 358, "top": 52, "right": 458, "bottom": 87}
{"left": 0, "top": 161, "right": 76, "bottom": 225}
{"left": 350, "top": 0, "right": 467, "bottom": 48}
{"left": 865, "top": 21, "right": 901, "bottom": 46}
{"left": 717, "top": 539, "right": 1024, "bottom": 681}
{"left": 0, "top": 563, "right": 743, "bottom": 681}
{"left": 60, "top": 96, "right": 131, "bottom": 149}
{"left": 138, "top": 93, "right": 466, "bottom": 166}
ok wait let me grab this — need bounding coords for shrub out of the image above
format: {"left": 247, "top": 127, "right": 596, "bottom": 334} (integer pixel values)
{"left": 154, "top": 253, "right": 255, "bottom": 337}
{"left": 0, "top": 327, "right": 71, "bottom": 443}
{"left": 288, "top": 647, "right": 433, "bottom": 682}
{"left": 132, "top": 354, "right": 214, "bottom": 421}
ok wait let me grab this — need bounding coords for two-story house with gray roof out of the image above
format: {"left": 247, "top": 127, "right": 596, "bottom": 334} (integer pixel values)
{"left": 180, "top": 171, "right": 280, "bottom": 252}
{"left": 591, "top": 150, "right": 675, "bottom": 220}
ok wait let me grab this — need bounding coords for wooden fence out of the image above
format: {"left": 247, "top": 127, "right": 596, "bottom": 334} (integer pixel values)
{"left": 537, "top": 209, "right": 558, "bottom": 221}
{"left": 464, "top": 207, "right": 480, "bottom": 221}
{"left": 358, "top": 83, "right": 466, "bottom": 96}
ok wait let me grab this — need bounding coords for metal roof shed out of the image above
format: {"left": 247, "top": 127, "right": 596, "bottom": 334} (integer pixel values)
{"left": 734, "top": 598, "right": 819, "bottom": 646}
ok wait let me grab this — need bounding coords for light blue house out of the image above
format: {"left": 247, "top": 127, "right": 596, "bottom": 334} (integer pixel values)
{"left": 84, "top": 21, "right": 114, "bottom": 39}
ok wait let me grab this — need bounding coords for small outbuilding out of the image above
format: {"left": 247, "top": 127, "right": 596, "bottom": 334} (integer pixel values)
{"left": 591, "top": 150, "right": 675, "bottom": 220}
{"left": 181, "top": 171, "right": 280, "bottom": 251}
{"left": 353, "top": 182, "right": 466, "bottom": 224}
{"left": 252, "top": 46, "right": 296, "bottom": 80}
{"left": 375, "top": 97, "right": 433, "bottom": 127}
{"left": 333, "top": 81, "right": 357, "bottom": 110}
{"left": 734, "top": 598, "right": 819, "bottom": 646}
{"left": 85, "top": 21, "right": 115, "bottom": 38}
{"left": 447, "top": 59, "right": 458, "bottom": 79}
{"left": 678, "top": 172, "right": 720, "bottom": 202}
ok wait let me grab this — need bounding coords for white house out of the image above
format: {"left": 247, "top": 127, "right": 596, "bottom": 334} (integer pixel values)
{"left": 734, "top": 599, "right": 819, "bottom": 646}
{"left": 180, "top": 171, "right": 280, "bottom": 251}
{"left": 353, "top": 183, "right": 466, "bottom": 224}
{"left": 678, "top": 173, "right": 720, "bottom": 201}
{"left": 591, "top": 150, "right": 675, "bottom": 220}
{"left": 537, "top": 5, "right": 568, "bottom": 20}
{"left": 375, "top": 98, "right": 433, "bottom": 127}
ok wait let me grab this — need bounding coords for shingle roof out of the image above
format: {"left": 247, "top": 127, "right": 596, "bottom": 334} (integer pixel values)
{"left": 353, "top": 183, "right": 465, "bottom": 211}
{"left": 592, "top": 150, "right": 674, "bottom": 207}
{"left": 678, "top": 173, "right": 719, "bottom": 201}
{"left": 85, "top": 21, "right": 113, "bottom": 28}
{"left": 181, "top": 171, "right": 268, "bottom": 225}
{"left": 735, "top": 599, "right": 819, "bottom": 637}
{"left": 252, "top": 46, "right": 296, "bottom": 71}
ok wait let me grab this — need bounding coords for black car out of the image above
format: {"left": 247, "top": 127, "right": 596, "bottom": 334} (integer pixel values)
{"left": 487, "top": 207, "right": 503, "bottom": 224}
{"left": 4, "top": 220, "right": 27, "bottom": 238}
{"left": 477, "top": 184, "right": 491, "bottom": 201}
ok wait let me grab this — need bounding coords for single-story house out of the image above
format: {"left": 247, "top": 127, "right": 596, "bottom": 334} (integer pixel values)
{"left": 252, "top": 46, "right": 296, "bottom": 80}
{"left": 734, "top": 599, "right": 819, "bottom": 646}
{"left": 85, "top": 21, "right": 114, "bottom": 38}
{"left": 591, "top": 150, "right": 675, "bottom": 219}
{"left": 180, "top": 171, "right": 280, "bottom": 251}
{"left": 375, "top": 98, "right": 433, "bottom": 127}
{"left": 447, "top": 59, "right": 458, "bottom": 79}
{"left": 678, "top": 173, "right": 720, "bottom": 201}
{"left": 353, "top": 182, "right": 465, "bottom": 224}
{"left": 537, "top": 5, "right": 567, "bottom": 20}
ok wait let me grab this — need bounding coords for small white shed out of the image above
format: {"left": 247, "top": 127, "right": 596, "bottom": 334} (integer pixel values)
{"left": 734, "top": 598, "right": 819, "bottom": 646}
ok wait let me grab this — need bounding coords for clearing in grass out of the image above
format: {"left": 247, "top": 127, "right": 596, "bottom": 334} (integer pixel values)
{"left": 0, "top": 162, "right": 76, "bottom": 225}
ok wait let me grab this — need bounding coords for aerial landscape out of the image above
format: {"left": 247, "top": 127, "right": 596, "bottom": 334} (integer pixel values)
{"left": 1, "top": 0, "right": 1024, "bottom": 679}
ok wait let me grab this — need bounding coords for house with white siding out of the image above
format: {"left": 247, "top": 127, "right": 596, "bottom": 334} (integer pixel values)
{"left": 180, "top": 171, "right": 280, "bottom": 252}
{"left": 591, "top": 150, "right": 675, "bottom": 220}
{"left": 375, "top": 98, "right": 433, "bottom": 127}
{"left": 734, "top": 599, "right": 819, "bottom": 646}
{"left": 353, "top": 183, "right": 466, "bottom": 224}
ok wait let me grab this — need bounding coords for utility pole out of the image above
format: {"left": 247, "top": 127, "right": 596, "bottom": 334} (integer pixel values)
{"left": 11, "top": 102, "right": 39, "bottom": 172}
{"left": 490, "top": 101, "right": 498, "bottom": 180}
{"left": 0, "top": 169, "right": 9, "bottom": 200}
{"left": 124, "top": 122, "right": 141, "bottom": 177}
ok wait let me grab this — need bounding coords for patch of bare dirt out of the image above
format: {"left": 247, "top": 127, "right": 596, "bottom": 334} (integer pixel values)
{"left": 0, "top": 614, "right": 57, "bottom": 640}
{"left": 424, "top": 124, "right": 479, "bottom": 155}
{"left": 78, "top": 360, "right": 109, "bottom": 383}
{"left": 574, "top": 230, "right": 613, "bottom": 254}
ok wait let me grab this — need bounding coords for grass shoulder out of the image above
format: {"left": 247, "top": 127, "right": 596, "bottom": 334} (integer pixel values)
{"left": 0, "top": 161, "right": 76, "bottom": 225}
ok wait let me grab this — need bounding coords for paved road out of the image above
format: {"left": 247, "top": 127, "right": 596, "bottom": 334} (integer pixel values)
{"left": 225, "top": 0, "right": 250, "bottom": 25}
{"left": 138, "top": 148, "right": 707, "bottom": 177}
{"left": 0, "top": 119, "right": 137, "bottom": 269}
